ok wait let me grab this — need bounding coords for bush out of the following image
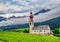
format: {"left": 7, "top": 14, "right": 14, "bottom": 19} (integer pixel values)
{"left": 53, "top": 28, "right": 60, "bottom": 37}
{"left": 0, "top": 29, "right": 3, "bottom": 31}
{"left": 24, "top": 29, "right": 29, "bottom": 33}
{"left": 53, "top": 28, "right": 60, "bottom": 34}
{"left": 54, "top": 34, "right": 60, "bottom": 37}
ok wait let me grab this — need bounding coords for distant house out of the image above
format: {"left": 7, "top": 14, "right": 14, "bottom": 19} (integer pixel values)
{"left": 29, "top": 12, "right": 51, "bottom": 35}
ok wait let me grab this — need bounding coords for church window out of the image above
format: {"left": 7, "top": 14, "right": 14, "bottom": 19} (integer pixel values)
{"left": 34, "top": 30, "right": 37, "bottom": 32}
{"left": 30, "top": 22, "right": 31, "bottom": 25}
{"left": 39, "top": 30, "right": 42, "bottom": 32}
{"left": 44, "top": 30, "right": 46, "bottom": 32}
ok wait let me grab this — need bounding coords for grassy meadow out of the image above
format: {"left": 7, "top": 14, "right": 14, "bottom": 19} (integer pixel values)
{"left": 0, "top": 28, "right": 60, "bottom": 42}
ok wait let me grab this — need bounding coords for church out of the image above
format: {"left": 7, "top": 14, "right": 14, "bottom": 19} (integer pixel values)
{"left": 29, "top": 12, "right": 51, "bottom": 35}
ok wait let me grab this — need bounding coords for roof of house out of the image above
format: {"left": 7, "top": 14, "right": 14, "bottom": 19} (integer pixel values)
{"left": 32, "top": 25, "right": 50, "bottom": 30}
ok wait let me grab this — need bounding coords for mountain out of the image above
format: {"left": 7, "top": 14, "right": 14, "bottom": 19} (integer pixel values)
{"left": 0, "top": 17, "right": 60, "bottom": 29}
{"left": 35, "top": 17, "right": 60, "bottom": 29}
{"left": 0, "top": 7, "right": 60, "bottom": 29}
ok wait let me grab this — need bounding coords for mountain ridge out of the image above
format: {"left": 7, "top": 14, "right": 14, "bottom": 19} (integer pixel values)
{"left": 0, "top": 17, "right": 60, "bottom": 29}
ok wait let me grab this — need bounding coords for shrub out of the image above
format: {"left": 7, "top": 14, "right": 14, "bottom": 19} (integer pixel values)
{"left": 24, "top": 29, "right": 29, "bottom": 33}
{"left": 53, "top": 28, "right": 60, "bottom": 34}
{"left": 54, "top": 34, "right": 60, "bottom": 37}
{"left": 53, "top": 28, "right": 60, "bottom": 37}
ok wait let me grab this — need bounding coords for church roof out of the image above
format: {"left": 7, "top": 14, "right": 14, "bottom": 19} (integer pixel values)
{"left": 32, "top": 25, "right": 50, "bottom": 30}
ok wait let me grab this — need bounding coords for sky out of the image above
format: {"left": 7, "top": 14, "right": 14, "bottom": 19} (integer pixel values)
{"left": 0, "top": 0, "right": 60, "bottom": 14}
{"left": 0, "top": 6, "right": 60, "bottom": 26}
{"left": 0, "top": 0, "right": 60, "bottom": 26}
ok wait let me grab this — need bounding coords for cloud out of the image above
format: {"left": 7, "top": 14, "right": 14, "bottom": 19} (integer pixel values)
{"left": 0, "top": 6, "right": 60, "bottom": 26}
{"left": 0, "top": 0, "right": 60, "bottom": 27}
{"left": 30, "top": 0, "right": 39, "bottom": 3}
{"left": 0, "top": 13, "right": 29, "bottom": 18}
{"left": 0, "top": 0, "right": 60, "bottom": 13}
{"left": 0, "top": 0, "right": 23, "bottom": 13}
{"left": 34, "top": 6, "right": 60, "bottom": 22}
{"left": 0, "top": 4, "right": 22, "bottom": 11}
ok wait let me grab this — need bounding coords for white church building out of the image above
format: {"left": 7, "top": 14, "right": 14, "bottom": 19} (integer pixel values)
{"left": 29, "top": 12, "right": 51, "bottom": 35}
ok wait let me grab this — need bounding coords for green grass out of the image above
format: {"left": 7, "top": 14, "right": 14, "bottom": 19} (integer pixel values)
{"left": 0, "top": 28, "right": 60, "bottom": 42}
{"left": 14, "top": 28, "right": 29, "bottom": 30}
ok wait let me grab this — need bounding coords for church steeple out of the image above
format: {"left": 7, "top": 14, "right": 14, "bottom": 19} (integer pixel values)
{"left": 29, "top": 12, "right": 34, "bottom": 33}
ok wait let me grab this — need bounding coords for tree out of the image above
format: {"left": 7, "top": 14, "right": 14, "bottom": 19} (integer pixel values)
{"left": 53, "top": 28, "right": 60, "bottom": 37}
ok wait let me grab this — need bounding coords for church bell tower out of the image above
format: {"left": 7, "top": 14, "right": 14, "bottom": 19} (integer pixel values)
{"left": 29, "top": 12, "right": 34, "bottom": 33}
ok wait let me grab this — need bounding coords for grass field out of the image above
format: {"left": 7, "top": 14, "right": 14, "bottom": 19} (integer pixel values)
{"left": 0, "top": 28, "right": 60, "bottom": 42}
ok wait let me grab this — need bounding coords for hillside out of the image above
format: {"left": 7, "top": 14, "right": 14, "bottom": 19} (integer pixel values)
{"left": 35, "top": 17, "right": 60, "bottom": 29}
{"left": 0, "top": 17, "right": 60, "bottom": 29}
{"left": 0, "top": 30, "right": 60, "bottom": 42}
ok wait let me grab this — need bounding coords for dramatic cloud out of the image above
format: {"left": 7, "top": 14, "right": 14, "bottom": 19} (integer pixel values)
{"left": 0, "top": 0, "right": 60, "bottom": 13}
{"left": 0, "top": 6, "right": 60, "bottom": 26}
{"left": 0, "top": 0, "right": 60, "bottom": 26}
